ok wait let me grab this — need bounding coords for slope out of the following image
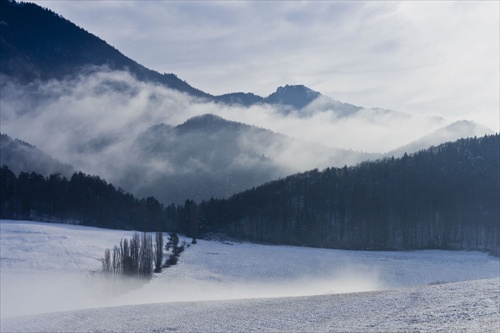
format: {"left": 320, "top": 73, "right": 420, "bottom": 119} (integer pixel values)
{"left": 0, "top": 133, "right": 74, "bottom": 177}
{"left": 3, "top": 279, "right": 499, "bottom": 333}
{"left": 1, "top": 220, "right": 499, "bottom": 332}
{"left": 0, "top": 0, "right": 208, "bottom": 97}
{"left": 127, "top": 114, "right": 377, "bottom": 204}
{"left": 193, "top": 134, "right": 500, "bottom": 254}
{"left": 387, "top": 120, "right": 495, "bottom": 156}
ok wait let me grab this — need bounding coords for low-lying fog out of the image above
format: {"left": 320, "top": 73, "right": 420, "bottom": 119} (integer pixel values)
{"left": 4, "top": 69, "right": 492, "bottom": 203}
{"left": 1, "top": 220, "right": 499, "bottom": 319}
{"left": 0, "top": 69, "right": 452, "bottom": 178}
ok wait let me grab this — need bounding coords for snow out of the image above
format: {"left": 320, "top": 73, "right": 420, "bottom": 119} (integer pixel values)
{"left": 1, "top": 219, "right": 499, "bottom": 332}
{"left": 3, "top": 279, "right": 499, "bottom": 333}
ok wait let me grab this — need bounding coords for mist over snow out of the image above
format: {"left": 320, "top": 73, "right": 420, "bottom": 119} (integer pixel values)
{"left": 1, "top": 220, "right": 499, "bottom": 320}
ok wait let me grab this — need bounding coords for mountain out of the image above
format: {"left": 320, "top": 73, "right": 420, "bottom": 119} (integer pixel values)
{"left": 387, "top": 120, "right": 495, "bottom": 156}
{"left": 121, "top": 114, "right": 378, "bottom": 204}
{"left": 1, "top": 0, "right": 495, "bottom": 208}
{"left": 0, "top": 115, "right": 376, "bottom": 207}
{"left": 264, "top": 84, "right": 320, "bottom": 110}
{"left": 0, "top": 133, "right": 74, "bottom": 177}
{"left": 214, "top": 92, "right": 265, "bottom": 107}
{"left": 0, "top": 0, "right": 362, "bottom": 112}
{"left": 0, "top": 0, "right": 209, "bottom": 98}
{"left": 215, "top": 85, "right": 362, "bottom": 115}
{"left": 1, "top": 0, "right": 493, "bottom": 128}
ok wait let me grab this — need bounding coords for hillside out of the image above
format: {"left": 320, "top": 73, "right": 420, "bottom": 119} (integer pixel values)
{"left": 192, "top": 135, "right": 500, "bottom": 255}
{"left": 387, "top": 120, "right": 495, "bottom": 157}
{"left": 127, "top": 114, "right": 376, "bottom": 203}
{"left": 1, "top": 220, "right": 499, "bottom": 331}
{"left": 3, "top": 279, "right": 499, "bottom": 333}
{"left": 0, "top": 133, "right": 74, "bottom": 177}
{"left": 2, "top": 135, "right": 498, "bottom": 256}
{"left": 0, "top": 0, "right": 353, "bottom": 112}
{"left": 0, "top": 0, "right": 209, "bottom": 97}
{"left": 0, "top": 166, "right": 169, "bottom": 230}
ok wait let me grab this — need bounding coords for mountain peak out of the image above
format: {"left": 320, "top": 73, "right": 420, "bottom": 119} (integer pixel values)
{"left": 265, "top": 84, "right": 321, "bottom": 109}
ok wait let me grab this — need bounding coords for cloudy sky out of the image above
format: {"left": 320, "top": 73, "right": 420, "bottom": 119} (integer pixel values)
{"left": 31, "top": 1, "right": 499, "bottom": 130}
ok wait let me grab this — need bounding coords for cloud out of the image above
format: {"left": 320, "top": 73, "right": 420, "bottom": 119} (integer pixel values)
{"left": 0, "top": 69, "right": 490, "bottom": 204}
{"left": 30, "top": 0, "right": 499, "bottom": 131}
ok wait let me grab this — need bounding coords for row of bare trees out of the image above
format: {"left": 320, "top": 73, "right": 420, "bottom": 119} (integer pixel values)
{"left": 101, "top": 232, "right": 158, "bottom": 278}
{"left": 101, "top": 231, "right": 191, "bottom": 278}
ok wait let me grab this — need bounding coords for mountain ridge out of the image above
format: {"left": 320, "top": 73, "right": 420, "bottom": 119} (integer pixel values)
{"left": 386, "top": 120, "right": 495, "bottom": 157}
{"left": 0, "top": 0, "right": 352, "bottom": 111}
{"left": 2, "top": 0, "right": 496, "bottom": 127}
{"left": 0, "top": 133, "right": 74, "bottom": 177}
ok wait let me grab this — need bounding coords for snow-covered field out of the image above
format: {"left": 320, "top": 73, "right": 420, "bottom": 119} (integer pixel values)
{"left": 1, "top": 220, "right": 499, "bottom": 332}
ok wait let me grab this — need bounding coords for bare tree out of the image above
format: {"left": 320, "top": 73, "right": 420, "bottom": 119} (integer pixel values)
{"left": 102, "top": 232, "right": 155, "bottom": 278}
{"left": 154, "top": 231, "right": 163, "bottom": 273}
{"left": 102, "top": 248, "right": 111, "bottom": 274}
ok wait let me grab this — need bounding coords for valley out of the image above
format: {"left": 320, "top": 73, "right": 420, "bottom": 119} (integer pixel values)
{"left": 0, "top": 1, "right": 498, "bottom": 331}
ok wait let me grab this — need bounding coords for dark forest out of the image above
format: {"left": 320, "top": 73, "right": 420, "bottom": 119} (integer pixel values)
{"left": 1, "top": 134, "right": 498, "bottom": 255}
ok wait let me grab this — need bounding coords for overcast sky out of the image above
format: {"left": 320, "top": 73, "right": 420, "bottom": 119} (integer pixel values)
{"left": 31, "top": 1, "right": 499, "bottom": 130}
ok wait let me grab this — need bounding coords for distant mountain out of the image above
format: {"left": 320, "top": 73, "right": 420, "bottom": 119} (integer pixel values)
{"left": 0, "top": 0, "right": 368, "bottom": 112}
{"left": 119, "top": 114, "right": 377, "bottom": 204}
{"left": 264, "top": 84, "right": 320, "bottom": 110}
{"left": 0, "top": 133, "right": 74, "bottom": 177}
{"left": 387, "top": 120, "right": 494, "bottom": 157}
{"left": 1, "top": 0, "right": 495, "bottom": 208}
{"left": 215, "top": 85, "right": 361, "bottom": 115}
{"left": 214, "top": 92, "right": 265, "bottom": 107}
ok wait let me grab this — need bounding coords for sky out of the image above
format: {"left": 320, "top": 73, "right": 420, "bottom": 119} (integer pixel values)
{"left": 26, "top": 1, "right": 500, "bottom": 131}
{"left": 30, "top": 0, "right": 500, "bottom": 131}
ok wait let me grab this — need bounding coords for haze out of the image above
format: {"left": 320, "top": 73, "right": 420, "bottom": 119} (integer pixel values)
{"left": 2, "top": 221, "right": 499, "bottom": 319}
{"left": 0, "top": 70, "right": 450, "bottom": 188}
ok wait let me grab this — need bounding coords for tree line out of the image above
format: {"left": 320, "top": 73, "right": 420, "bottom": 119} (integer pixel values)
{"left": 0, "top": 168, "right": 172, "bottom": 230}
{"left": 192, "top": 134, "right": 499, "bottom": 256}
{"left": 2, "top": 135, "right": 498, "bottom": 256}
{"left": 102, "top": 232, "right": 155, "bottom": 278}
{"left": 0, "top": 166, "right": 201, "bottom": 235}
{"left": 101, "top": 231, "right": 189, "bottom": 279}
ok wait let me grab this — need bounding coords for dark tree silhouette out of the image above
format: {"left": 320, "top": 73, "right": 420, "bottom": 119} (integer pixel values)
{"left": 192, "top": 135, "right": 499, "bottom": 255}
{"left": 154, "top": 231, "right": 164, "bottom": 273}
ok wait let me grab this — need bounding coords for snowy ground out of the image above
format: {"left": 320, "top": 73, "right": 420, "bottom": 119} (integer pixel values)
{"left": 1, "top": 220, "right": 499, "bottom": 332}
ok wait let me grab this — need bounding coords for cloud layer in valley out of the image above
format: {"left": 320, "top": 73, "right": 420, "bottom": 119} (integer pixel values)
{"left": 1, "top": 69, "right": 490, "bottom": 203}
{"left": 29, "top": 1, "right": 500, "bottom": 131}
{"left": 0, "top": 71, "right": 447, "bottom": 156}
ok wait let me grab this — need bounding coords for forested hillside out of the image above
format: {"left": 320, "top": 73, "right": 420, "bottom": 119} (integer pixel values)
{"left": 0, "top": 167, "right": 173, "bottom": 231}
{"left": 194, "top": 135, "right": 499, "bottom": 255}
{"left": 0, "top": 0, "right": 208, "bottom": 97}
{"left": 2, "top": 135, "right": 498, "bottom": 255}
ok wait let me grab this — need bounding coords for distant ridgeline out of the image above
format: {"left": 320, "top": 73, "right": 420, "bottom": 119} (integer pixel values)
{"left": 194, "top": 134, "right": 499, "bottom": 256}
{"left": 1, "top": 135, "right": 499, "bottom": 255}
